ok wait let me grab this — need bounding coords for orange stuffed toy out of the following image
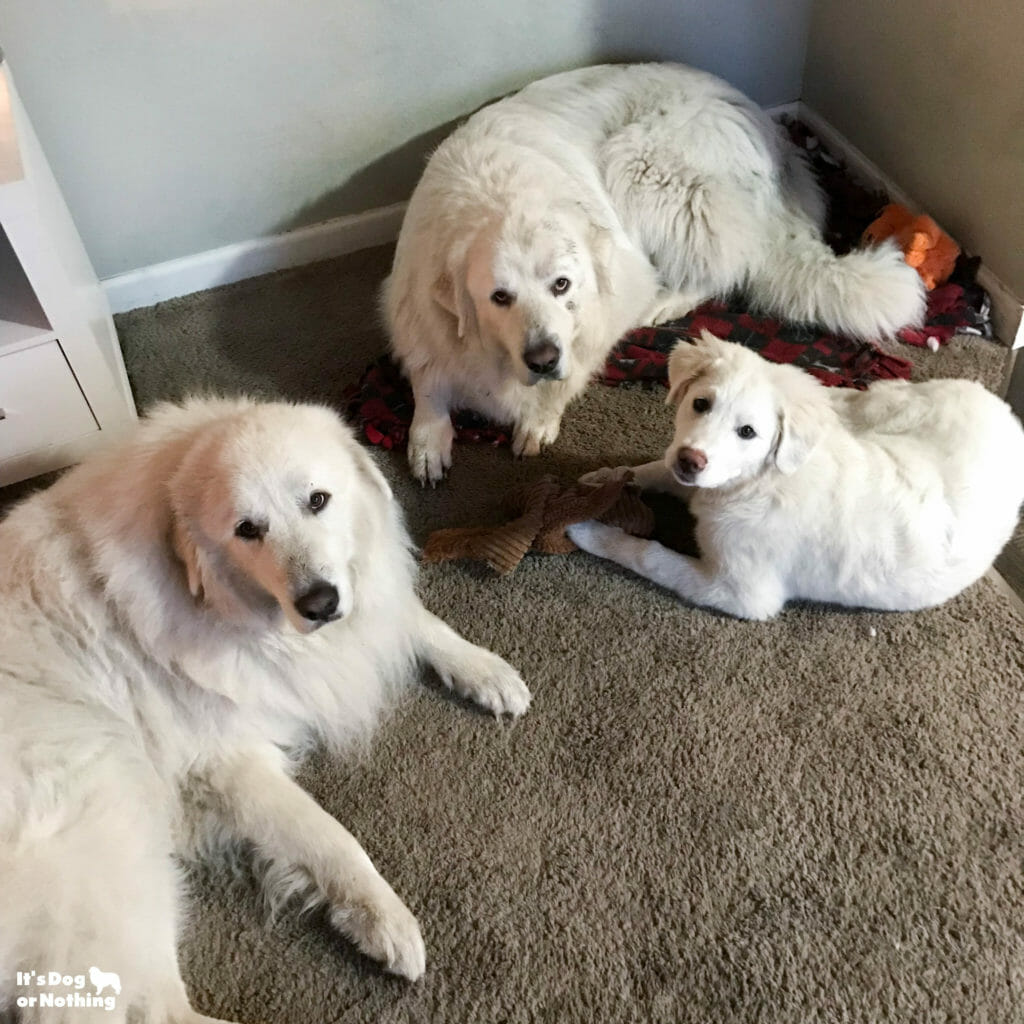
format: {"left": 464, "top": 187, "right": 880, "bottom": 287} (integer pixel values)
{"left": 862, "top": 203, "right": 959, "bottom": 291}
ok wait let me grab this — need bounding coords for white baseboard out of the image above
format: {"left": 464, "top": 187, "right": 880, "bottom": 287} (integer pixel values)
{"left": 798, "top": 103, "right": 1024, "bottom": 349}
{"left": 104, "top": 105, "right": 1024, "bottom": 351}
{"left": 102, "top": 201, "right": 407, "bottom": 314}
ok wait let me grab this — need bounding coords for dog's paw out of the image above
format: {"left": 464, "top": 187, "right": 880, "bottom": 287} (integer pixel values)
{"left": 566, "top": 520, "right": 623, "bottom": 558}
{"left": 408, "top": 419, "right": 454, "bottom": 486}
{"left": 512, "top": 418, "right": 560, "bottom": 459}
{"left": 646, "top": 290, "right": 704, "bottom": 327}
{"left": 441, "top": 647, "right": 532, "bottom": 718}
{"left": 329, "top": 882, "right": 426, "bottom": 982}
{"left": 579, "top": 465, "right": 632, "bottom": 487}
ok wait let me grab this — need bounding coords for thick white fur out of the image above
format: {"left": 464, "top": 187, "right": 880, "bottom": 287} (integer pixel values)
{"left": 0, "top": 398, "right": 530, "bottom": 1024}
{"left": 384, "top": 62, "right": 926, "bottom": 483}
{"left": 570, "top": 331, "right": 1024, "bottom": 620}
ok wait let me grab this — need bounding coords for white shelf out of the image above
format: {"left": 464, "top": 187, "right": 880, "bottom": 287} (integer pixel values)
{"left": 0, "top": 58, "right": 136, "bottom": 486}
{"left": 0, "top": 319, "right": 56, "bottom": 354}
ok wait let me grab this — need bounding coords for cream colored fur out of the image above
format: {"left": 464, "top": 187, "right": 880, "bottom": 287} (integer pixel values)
{"left": 0, "top": 398, "right": 530, "bottom": 1024}
{"left": 571, "top": 332, "right": 1024, "bottom": 619}
{"left": 383, "top": 62, "right": 926, "bottom": 483}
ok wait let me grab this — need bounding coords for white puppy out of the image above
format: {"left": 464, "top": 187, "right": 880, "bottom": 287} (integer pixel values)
{"left": 569, "top": 331, "right": 1024, "bottom": 619}
{"left": 384, "top": 62, "right": 925, "bottom": 483}
{"left": 0, "top": 398, "right": 530, "bottom": 1024}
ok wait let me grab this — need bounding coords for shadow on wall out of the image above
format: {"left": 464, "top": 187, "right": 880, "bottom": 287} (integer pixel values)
{"left": 114, "top": 115, "right": 466, "bottom": 411}
{"left": 273, "top": 117, "right": 461, "bottom": 235}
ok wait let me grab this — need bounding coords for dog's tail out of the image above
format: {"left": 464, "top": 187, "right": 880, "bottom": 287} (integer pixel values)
{"left": 747, "top": 232, "right": 927, "bottom": 341}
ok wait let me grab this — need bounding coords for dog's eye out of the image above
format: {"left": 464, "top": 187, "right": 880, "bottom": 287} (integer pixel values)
{"left": 693, "top": 397, "right": 711, "bottom": 413}
{"left": 235, "top": 519, "right": 262, "bottom": 541}
{"left": 737, "top": 425, "right": 757, "bottom": 440}
{"left": 309, "top": 490, "right": 331, "bottom": 513}
{"left": 490, "top": 289, "right": 514, "bottom": 307}
{"left": 552, "top": 277, "right": 571, "bottom": 296}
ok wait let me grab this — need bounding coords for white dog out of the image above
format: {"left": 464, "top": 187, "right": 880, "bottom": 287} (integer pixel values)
{"left": 0, "top": 398, "right": 530, "bottom": 1024}
{"left": 383, "top": 62, "right": 925, "bottom": 483}
{"left": 89, "top": 968, "right": 122, "bottom": 997}
{"left": 569, "top": 331, "right": 1024, "bottom": 619}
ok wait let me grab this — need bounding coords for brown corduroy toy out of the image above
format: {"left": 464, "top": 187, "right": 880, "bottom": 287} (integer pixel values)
{"left": 422, "top": 474, "right": 655, "bottom": 575}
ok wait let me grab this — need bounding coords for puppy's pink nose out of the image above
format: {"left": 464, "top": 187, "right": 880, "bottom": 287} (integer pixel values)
{"left": 676, "top": 447, "right": 707, "bottom": 478}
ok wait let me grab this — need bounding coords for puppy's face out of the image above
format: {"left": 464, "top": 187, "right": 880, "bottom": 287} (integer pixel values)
{"left": 462, "top": 212, "right": 600, "bottom": 385}
{"left": 664, "top": 332, "right": 822, "bottom": 488}
{"left": 170, "top": 405, "right": 391, "bottom": 634}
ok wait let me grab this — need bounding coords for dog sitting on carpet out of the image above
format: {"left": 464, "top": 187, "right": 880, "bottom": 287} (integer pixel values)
{"left": 383, "top": 61, "right": 926, "bottom": 484}
{"left": 570, "top": 331, "right": 1024, "bottom": 620}
{"left": 0, "top": 398, "right": 530, "bottom": 1024}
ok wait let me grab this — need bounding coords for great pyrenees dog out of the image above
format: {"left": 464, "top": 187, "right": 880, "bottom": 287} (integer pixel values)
{"left": 0, "top": 398, "right": 530, "bottom": 1024}
{"left": 88, "top": 968, "right": 122, "bottom": 998}
{"left": 569, "top": 331, "right": 1024, "bottom": 619}
{"left": 383, "top": 62, "right": 926, "bottom": 484}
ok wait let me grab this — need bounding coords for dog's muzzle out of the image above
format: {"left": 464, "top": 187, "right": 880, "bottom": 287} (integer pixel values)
{"left": 522, "top": 334, "right": 562, "bottom": 382}
{"left": 294, "top": 579, "right": 341, "bottom": 625}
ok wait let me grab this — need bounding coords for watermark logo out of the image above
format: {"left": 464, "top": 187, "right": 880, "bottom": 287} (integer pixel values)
{"left": 13, "top": 969, "right": 120, "bottom": 1012}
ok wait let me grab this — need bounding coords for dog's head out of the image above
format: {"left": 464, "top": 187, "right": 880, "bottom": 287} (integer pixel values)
{"left": 433, "top": 205, "right": 611, "bottom": 386}
{"left": 167, "top": 402, "right": 393, "bottom": 635}
{"left": 664, "top": 331, "right": 825, "bottom": 488}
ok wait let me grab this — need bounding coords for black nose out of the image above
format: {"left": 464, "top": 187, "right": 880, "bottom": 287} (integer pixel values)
{"left": 523, "top": 340, "right": 561, "bottom": 376}
{"left": 294, "top": 580, "right": 340, "bottom": 622}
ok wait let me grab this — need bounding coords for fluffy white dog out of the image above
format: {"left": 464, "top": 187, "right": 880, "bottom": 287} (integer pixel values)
{"left": 0, "top": 398, "right": 530, "bottom": 1024}
{"left": 89, "top": 968, "right": 122, "bottom": 997}
{"left": 569, "top": 331, "right": 1024, "bottom": 619}
{"left": 383, "top": 62, "right": 926, "bottom": 483}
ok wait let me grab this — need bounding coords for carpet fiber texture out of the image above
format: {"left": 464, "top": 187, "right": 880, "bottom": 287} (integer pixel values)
{"left": 7, "top": 245, "right": 1023, "bottom": 1023}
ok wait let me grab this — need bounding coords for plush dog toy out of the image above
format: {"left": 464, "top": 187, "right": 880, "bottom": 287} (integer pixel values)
{"left": 862, "top": 203, "right": 959, "bottom": 291}
{"left": 422, "top": 474, "right": 656, "bottom": 575}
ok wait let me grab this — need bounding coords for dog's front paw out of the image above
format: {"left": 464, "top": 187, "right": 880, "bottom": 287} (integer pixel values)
{"left": 441, "top": 647, "right": 532, "bottom": 718}
{"left": 578, "top": 465, "right": 633, "bottom": 487}
{"left": 329, "top": 881, "right": 426, "bottom": 982}
{"left": 512, "top": 418, "right": 561, "bottom": 458}
{"left": 408, "top": 418, "right": 455, "bottom": 486}
{"left": 566, "top": 520, "right": 624, "bottom": 558}
{"left": 646, "top": 289, "right": 704, "bottom": 326}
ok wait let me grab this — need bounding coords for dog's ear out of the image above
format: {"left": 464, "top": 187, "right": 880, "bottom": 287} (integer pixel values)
{"left": 166, "top": 437, "right": 216, "bottom": 603}
{"left": 772, "top": 380, "right": 824, "bottom": 475}
{"left": 169, "top": 507, "right": 209, "bottom": 601}
{"left": 588, "top": 223, "right": 615, "bottom": 295}
{"left": 666, "top": 332, "right": 722, "bottom": 405}
{"left": 432, "top": 241, "right": 478, "bottom": 340}
{"left": 352, "top": 443, "right": 393, "bottom": 503}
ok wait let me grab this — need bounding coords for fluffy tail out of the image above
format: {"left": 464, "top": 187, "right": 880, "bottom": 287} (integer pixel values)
{"left": 747, "top": 234, "right": 927, "bottom": 340}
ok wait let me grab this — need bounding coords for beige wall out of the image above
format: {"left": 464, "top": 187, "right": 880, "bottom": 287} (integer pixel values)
{"left": 803, "top": 0, "right": 1024, "bottom": 297}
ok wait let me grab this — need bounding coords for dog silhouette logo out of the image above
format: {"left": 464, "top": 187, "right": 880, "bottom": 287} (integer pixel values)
{"left": 88, "top": 967, "right": 121, "bottom": 997}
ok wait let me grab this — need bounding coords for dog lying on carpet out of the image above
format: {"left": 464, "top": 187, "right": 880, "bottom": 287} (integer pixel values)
{"left": 383, "top": 61, "right": 926, "bottom": 484}
{"left": 0, "top": 398, "right": 530, "bottom": 1024}
{"left": 570, "top": 331, "right": 1024, "bottom": 619}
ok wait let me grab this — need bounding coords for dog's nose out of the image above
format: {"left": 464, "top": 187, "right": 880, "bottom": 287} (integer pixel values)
{"left": 294, "top": 580, "right": 340, "bottom": 622}
{"left": 523, "top": 340, "right": 561, "bottom": 377}
{"left": 676, "top": 447, "right": 708, "bottom": 478}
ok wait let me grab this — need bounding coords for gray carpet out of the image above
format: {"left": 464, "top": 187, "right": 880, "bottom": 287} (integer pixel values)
{"left": 11, "top": 247, "right": 1024, "bottom": 1022}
